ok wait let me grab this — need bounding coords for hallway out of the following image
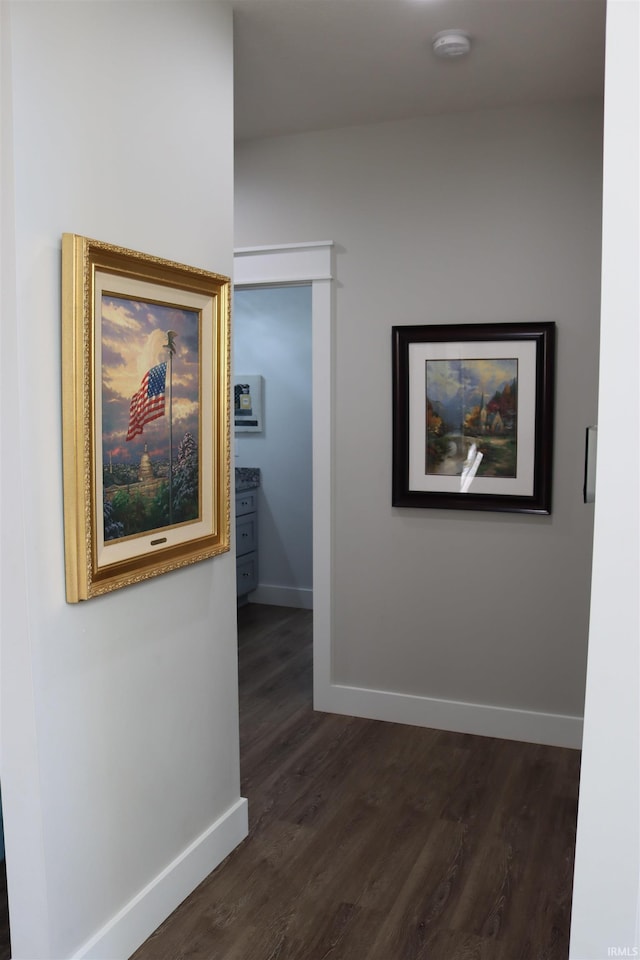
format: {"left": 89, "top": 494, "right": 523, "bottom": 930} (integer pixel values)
{"left": 132, "top": 603, "right": 580, "bottom": 960}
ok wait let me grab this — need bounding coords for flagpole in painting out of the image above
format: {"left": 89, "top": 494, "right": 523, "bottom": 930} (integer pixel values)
{"left": 165, "top": 331, "right": 177, "bottom": 525}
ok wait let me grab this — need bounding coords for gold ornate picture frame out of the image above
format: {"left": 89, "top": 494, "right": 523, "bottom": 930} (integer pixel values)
{"left": 62, "top": 234, "right": 231, "bottom": 602}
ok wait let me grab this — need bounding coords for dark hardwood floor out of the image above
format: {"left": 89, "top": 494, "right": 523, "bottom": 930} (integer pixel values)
{"left": 0, "top": 859, "right": 9, "bottom": 960}
{"left": 133, "top": 603, "right": 580, "bottom": 960}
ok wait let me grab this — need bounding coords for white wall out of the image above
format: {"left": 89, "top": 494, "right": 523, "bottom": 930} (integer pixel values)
{"left": 234, "top": 285, "right": 313, "bottom": 607}
{"left": 236, "top": 99, "right": 603, "bottom": 745}
{"left": 569, "top": 2, "right": 639, "bottom": 954}
{"left": 1, "top": 4, "right": 245, "bottom": 959}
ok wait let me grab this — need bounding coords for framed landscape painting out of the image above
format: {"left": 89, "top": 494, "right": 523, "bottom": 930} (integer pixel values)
{"left": 62, "top": 234, "right": 231, "bottom": 601}
{"left": 392, "top": 322, "right": 555, "bottom": 514}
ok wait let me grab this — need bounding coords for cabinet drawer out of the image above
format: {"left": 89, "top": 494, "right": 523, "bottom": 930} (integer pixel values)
{"left": 236, "top": 552, "right": 258, "bottom": 596}
{"left": 236, "top": 489, "right": 258, "bottom": 516}
{"left": 236, "top": 513, "right": 257, "bottom": 557}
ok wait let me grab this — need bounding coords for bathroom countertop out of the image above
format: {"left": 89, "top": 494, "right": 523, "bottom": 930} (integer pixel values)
{"left": 235, "top": 467, "right": 261, "bottom": 491}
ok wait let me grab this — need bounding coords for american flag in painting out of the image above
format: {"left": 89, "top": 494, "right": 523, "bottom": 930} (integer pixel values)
{"left": 126, "top": 362, "right": 167, "bottom": 441}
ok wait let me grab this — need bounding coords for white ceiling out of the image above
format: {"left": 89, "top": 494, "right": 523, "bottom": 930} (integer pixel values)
{"left": 232, "top": 0, "right": 606, "bottom": 142}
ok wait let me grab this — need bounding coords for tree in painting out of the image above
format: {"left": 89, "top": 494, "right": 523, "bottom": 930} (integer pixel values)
{"left": 171, "top": 432, "right": 199, "bottom": 524}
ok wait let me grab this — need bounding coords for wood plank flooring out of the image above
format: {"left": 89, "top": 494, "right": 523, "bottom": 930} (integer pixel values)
{"left": 133, "top": 603, "right": 580, "bottom": 960}
{"left": 0, "top": 860, "right": 9, "bottom": 960}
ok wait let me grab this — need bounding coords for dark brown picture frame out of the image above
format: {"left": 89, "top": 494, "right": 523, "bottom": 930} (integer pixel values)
{"left": 392, "top": 322, "right": 555, "bottom": 514}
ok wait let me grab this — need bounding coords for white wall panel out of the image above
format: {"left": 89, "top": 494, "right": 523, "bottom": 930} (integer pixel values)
{"left": 570, "top": 1, "right": 640, "bottom": 953}
{"left": 2, "top": 3, "right": 244, "bottom": 957}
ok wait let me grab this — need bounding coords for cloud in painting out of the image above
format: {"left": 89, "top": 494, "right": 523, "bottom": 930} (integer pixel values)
{"left": 172, "top": 397, "right": 199, "bottom": 424}
{"left": 427, "top": 357, "right": 516, "bottom": 404}
{"left": 102, "top": 343, "right": 127, "bottom": 369}
{"left": 102, "top": 298, "right": 144, "bottom": 334}
{"left": 101, "top": 295, "right": 200, "bottom": 461}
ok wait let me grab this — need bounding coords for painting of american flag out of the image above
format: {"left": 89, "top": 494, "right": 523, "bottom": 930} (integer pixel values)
{"left": 61, "top": 232, "right": 231, "bottom": 601}
{"left": 101, "top": 293, "right": 200, "bottom": 542}
{"left": 126, "top": 362, "right": 167, "bottom": 441}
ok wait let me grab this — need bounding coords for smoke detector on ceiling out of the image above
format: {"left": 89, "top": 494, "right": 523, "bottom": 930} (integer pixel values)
{"left": 432, "top": 30, "right": 471, "bottom": 59}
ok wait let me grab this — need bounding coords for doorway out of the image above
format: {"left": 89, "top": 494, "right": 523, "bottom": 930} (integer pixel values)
{"left": 233, "top": 242, "right": 334, "bottom": 707}
{"left": 233, "top": 284, "right": 313, "bottom": 609}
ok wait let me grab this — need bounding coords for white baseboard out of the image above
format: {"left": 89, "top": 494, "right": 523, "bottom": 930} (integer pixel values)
{"left": 315, "top": 682, "right": 583, "bottom": 749}
{"left": 251, "top": 583, "right": 313, "bottom": 610}
{"left": 73, "top": 797, "right": 248, "bottom": 960}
